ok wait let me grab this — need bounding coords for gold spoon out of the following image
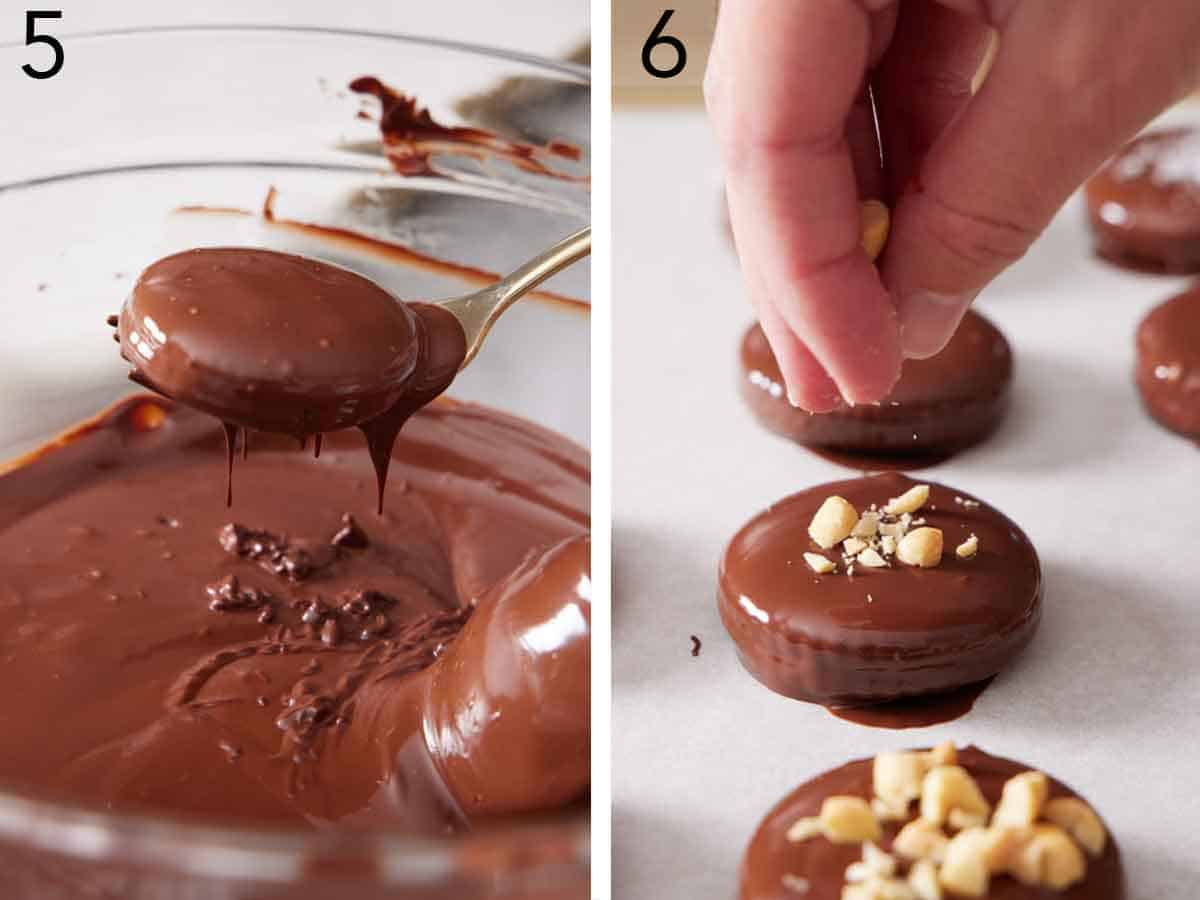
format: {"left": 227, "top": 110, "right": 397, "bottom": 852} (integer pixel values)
{"left": 439, "top": 225, "right": 591, "bottom": 367}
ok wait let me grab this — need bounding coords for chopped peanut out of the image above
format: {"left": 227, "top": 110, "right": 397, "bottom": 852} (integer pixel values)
{"left": 892, "top": 819, "right": 949, "bottom": 864}
{"left": 846, "top": 843, "right": 897, "bottom": 882}
{"left": 852, "top": 511, "right": 880, "bottom": 538}
{"left": 785, "top": 817, "right": 823, "bottom": 843}
{"left": 873, "top": 751, "right": 929, "bottom": 808}
{"left": 939, "top": 828, "right": 992, "bottom": 897}
{"left": 810, "top": 496, "right": 860, "bottom": 549}
{"left": 993, "top": 771, "right": 1049, "bottom": 827}
{"left": 920, "top": 766, "right": 990, "bottom": 828}
{"left": 897, "top": 527, "right": 943, "bottom": 568}
{"left": 821, "top": 796, "right": 882, "bottom": 844}
{"left": 804, "top": 552, "right": 836, "bottom": 574}
{"left": 885, "top": 484, "right": 930, "bottom": 515}
{"left": 1008, "top": 825, "right": 1087, "bottom": 890}
{"left": 1043, "top": 797, "right": 1107, "bottom": 857}
{"left": 842, "top": 876, "right": 918, "bottom": 900}
{"left": 843, "top": 537, "right": 869, "bottom": 556}
{"left": 857, "top": 548, "right": 888, "bottom": 568}
{"left": 927, "top": 742, "right": 958, "bottom": 767}
{"left": 908, "top": 861, "right": 943, "bottom": 900}
{"left": 872, "top": 796, "right": 911, "bottom": 822}
{"left": 860, "top": 200, "right": 890, "bottom": 262}
{"left": 955, "top": 534, "right": 979, "bottom": 559}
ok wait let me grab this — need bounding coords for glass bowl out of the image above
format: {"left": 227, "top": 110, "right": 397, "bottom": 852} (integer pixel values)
{"left": 0, "top": 26, "right": 589, "bottom": 898}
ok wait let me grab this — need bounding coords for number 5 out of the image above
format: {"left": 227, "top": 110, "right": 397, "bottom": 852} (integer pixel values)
{"left": 23, "top": 10, "right": 64, "bottom": 80}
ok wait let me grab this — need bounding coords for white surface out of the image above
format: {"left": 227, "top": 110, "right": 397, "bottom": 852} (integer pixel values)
{"left": 8, "top": 0, "right": 588, "bottom": 60}
{"left": 613, "top": 108, "right": 1200, "bottom": 897}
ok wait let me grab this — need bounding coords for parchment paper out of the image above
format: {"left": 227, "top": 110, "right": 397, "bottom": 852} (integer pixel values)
{"left": 613, "top": 106, "right": 1200, "bottom": 898}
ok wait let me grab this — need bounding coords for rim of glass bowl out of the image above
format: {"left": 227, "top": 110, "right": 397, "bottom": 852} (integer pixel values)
{"left": 0, "top": 24, "right": 590, "bottom": 194}
{"left": 0, "top": 25, "right": 589, "bottom": 887}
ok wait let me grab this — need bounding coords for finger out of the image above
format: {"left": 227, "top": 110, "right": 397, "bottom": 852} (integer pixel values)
{"left": 757, "top": 297, "right": 843, "bottom": 413}
{"left": 708, "top": 0, "right": 902, "bottom": 405}
{"left": 729, "top": 187, "right": 843, "bottom": 414}
{"left": 884, "top": 2, "right": 1199, "bottom": 358}
{"left": 873, "top": 0, "right": 992, "bottom": 200}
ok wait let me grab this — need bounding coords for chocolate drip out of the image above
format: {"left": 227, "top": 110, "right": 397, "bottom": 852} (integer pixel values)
{"left": 220, "top": 422, "right": 238, "bottom": 507}
{"left": 114, "top": 248, "right": 466, "bottom": 510}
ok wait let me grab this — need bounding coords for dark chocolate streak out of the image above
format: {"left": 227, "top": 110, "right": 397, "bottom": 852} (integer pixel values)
{"left": 740, "top": 747, "right": 1124, "bottom": 900}
{"left": 350, "top": 76, "right": 587, "bottom": 183}
{"left": 114, "top": 247, "right": 466, "bottom": 511}
{"left": 739, "top": 310, "right": 1011, "bottom": 461}
{"left": 0, "top": 396, "right": 589, "bottom": 830}
{"left": 718, "top": 473, "right": 1041, "bottom": 708}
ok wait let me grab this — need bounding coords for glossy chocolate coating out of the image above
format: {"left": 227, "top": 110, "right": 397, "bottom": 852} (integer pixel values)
{"left": 426, "top": 536, "right": 590, "bottom": 817}
{"left": 0, "top": 396, "right": 589, "bottom": 829}
{"left": 116, "top": 247, "right": 466, "bottom": 510}
{"left": 1085, "top": 128, "right": 1200, "bottom": 273}
{"left": 740, "top": 746, "right": 1124, "bottom": 900}
{"left": 718, "top": 473, "right": 1041, "bottom": 707}
{"left": 740, "top": 311, "right": 1011, "bottom": 458}
{"left": 1136, "top": 284, "right": 1200, "bottom": 440}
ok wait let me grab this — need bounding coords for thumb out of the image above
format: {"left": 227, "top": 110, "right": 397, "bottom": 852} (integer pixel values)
{"left": 882, "top": 3, "right": 1195, "bottom": 358}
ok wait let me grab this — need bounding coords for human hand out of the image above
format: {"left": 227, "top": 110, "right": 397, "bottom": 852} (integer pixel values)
{"left": 706, "top": 0, "right": 1200, "bottom": 410}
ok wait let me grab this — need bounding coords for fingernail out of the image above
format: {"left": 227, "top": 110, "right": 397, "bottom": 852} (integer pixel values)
{"left": 898, "top": 290, "right": 976, "bottom": 359}
{"left": 787, "top": 385, "right": 840, "bottom": 414}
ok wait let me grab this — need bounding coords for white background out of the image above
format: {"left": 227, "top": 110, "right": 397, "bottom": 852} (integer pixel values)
{"left": 613, "top": 106, "right": 1200, "bottom": 897}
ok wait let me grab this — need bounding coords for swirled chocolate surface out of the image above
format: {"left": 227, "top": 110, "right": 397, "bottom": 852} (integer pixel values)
{"left": 1136, "top": 283, "right": 1200, "bottom": 440}
{"left": 739, "top": 311, "right": 1011, "bottom": 462}
{"left": 740, "top": 747, "right": 1123, "bottom": 900}
{"left": 0, "top": 396, "right": 589, "bottom": 830}
{"left": 718, "top": 473, "right": 1041, "bottom": 711}
{"left": 114, "top": 247, "right": 467, "bottom": 510}
{"left": 1085, "top": 127, "right": 1200, "bottom": 274}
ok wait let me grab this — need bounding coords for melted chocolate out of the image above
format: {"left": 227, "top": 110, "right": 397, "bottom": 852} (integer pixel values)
{"left": 1086, "top": 128, "right": 1200, "bottom": 273}
{"left": 827, "top": 678, "right": 993, "bottom": 730}
{"left": 0, "top": 396, "right": 589, "bottom": 829}
{"left": 740, "top": 747, "right": 1124, "bottom": 900}
{"left": 114, "top": 247, "right": 466, "bottom": 510}
{"left": 1136, "top": 283, "right": 1200, "bottom": 440}
{"left": 426, "top": 536, "right": 590, "bottom": 818}
{"left": 718, "top": 473, "right": 1041, "bottom": 708}
{"left": 740, "top": 311, "right": 1011, "bottom": 461}
{"left": 350, "top": 76, "right": 586, "bottom": 183}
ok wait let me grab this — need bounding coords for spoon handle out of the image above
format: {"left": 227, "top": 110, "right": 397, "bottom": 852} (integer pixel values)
{"left": 440, "top": 225, "right": 591, "bottom": 367}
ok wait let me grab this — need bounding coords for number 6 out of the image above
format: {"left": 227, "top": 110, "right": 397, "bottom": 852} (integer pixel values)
{"left": 642, "top": 9, "right": 687, "bottom": 80}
